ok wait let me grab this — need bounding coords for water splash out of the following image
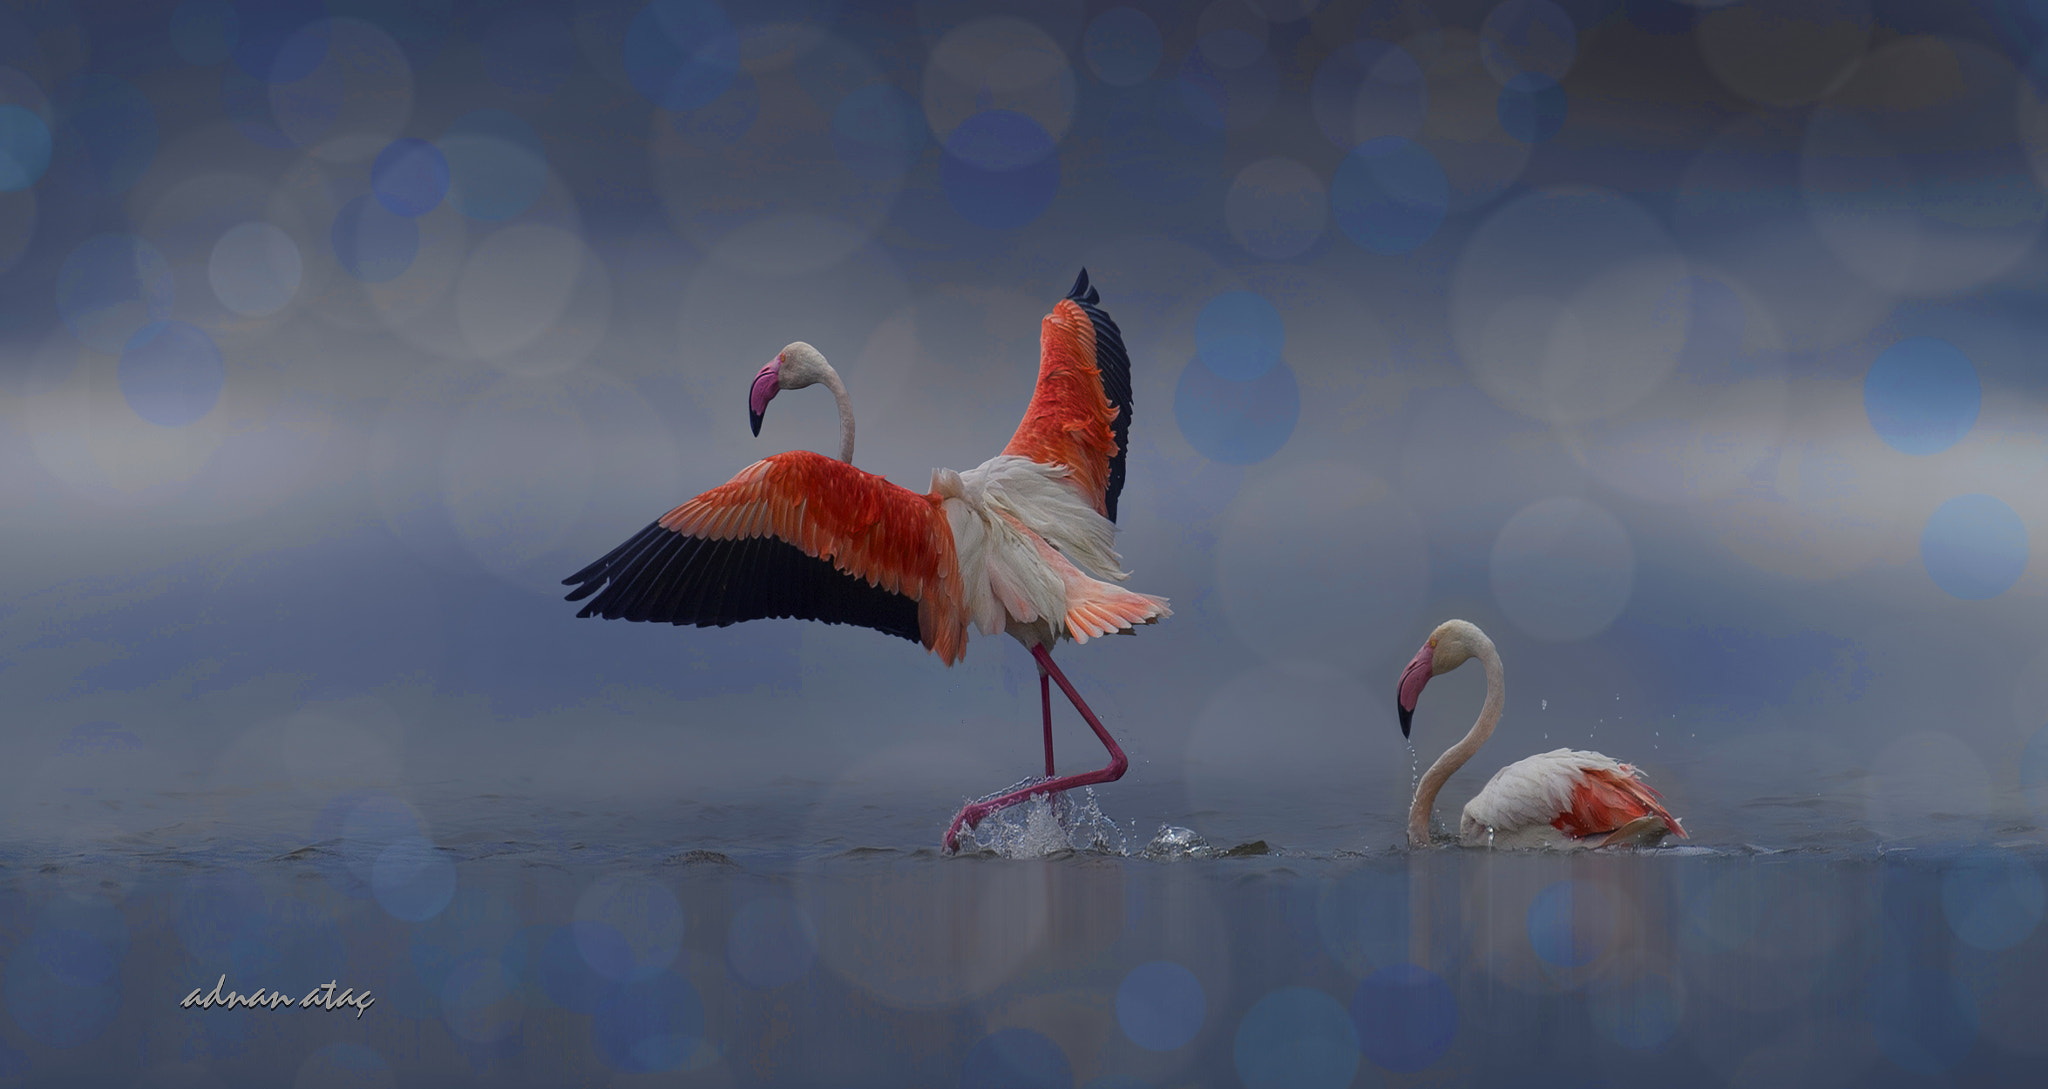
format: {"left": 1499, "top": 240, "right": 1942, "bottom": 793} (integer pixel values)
{"left": 954, "top": 780, "right": 1275, "bottom": 860}
{"left": 967, "top": 786, "right": 1127, "bottom": 858}
{"left": 1138, "top": 825, "right": 1268, "bottom": 859}
{"left": 1144, "top": 824, "right": 1210, "bottom": 858}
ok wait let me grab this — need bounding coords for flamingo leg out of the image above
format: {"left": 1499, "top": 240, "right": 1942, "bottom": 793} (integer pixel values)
{"left": 1040, "top": 666, "right": 1054, "bottom": 778}
{"left": 945, "top": 645, "right": 1129, "bottom": 852}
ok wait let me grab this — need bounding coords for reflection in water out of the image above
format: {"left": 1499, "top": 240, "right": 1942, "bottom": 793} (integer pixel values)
{"left": 0, "top": 831, "right": 2042, "bottom": 1085}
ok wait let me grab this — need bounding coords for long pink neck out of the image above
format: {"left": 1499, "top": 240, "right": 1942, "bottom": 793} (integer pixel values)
{"left": 1408, "top": 639, "right": 1504, "bottom": 847}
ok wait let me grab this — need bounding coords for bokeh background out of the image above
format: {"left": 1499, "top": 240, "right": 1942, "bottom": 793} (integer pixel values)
{"left": 3, "top": 0, "right": 2048, "bottom": 1085}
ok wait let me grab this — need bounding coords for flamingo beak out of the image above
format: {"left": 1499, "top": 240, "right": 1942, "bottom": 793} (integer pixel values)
{"left": 1397, "top": 644, "right": 1434, "bottom": 739}
{"left": 749, "top": 361, "right": 780, "bottom": 436}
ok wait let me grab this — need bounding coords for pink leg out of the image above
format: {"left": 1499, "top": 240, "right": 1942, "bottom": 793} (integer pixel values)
{"left": 1040, "top": 667, "right": 1054, "bottom": 778}
{"left": 945, "top": 645, "right": 1128, "bottom": 852}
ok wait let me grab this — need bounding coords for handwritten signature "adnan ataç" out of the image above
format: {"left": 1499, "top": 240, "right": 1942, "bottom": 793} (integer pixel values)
{"left": 181, "top": 976, "right": 375, "bottom": 1019}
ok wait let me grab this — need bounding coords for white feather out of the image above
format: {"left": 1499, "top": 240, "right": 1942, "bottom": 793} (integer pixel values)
{"left": 932, "top": 464, "right": 1070, "bottom": 638}
{"left": 935, "top": 492, "right": 1004, "bottom": 636}
{"left": 958, "top": 455, "right": 1128, "bottom": 581}
{"left": 1459, "top": 748, "right": 1632, "bottom": 840}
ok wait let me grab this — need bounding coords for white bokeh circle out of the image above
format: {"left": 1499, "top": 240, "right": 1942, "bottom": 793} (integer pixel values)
{"left": 1560, "top": 269, "right": 1792, "bottom": 505}
{"left": 1412, "top": 29, "right": 1534, "bottom": 214}
{"left": 270, "top": 18, "right": 415, "bottom": 163}
{"left": 1708, "top": 379, "right": 1917, "bottom": 582}
{"left": 1672, "top": 116, "right": 1894, "bottom": 355}
{"left": 1489, "top": 496, "right": 1635, "bottom": 642}
{"left": 454, "top": 223, "right": 588, "bottom": 361}
{"left": 1224, "top": 157, "right": 1327, "bottom": 260}
{"left": 655, "top": 36, "right": 902, "bottom": 275}
{"left": 1450, "top": 186, "right": 1691, "bottom": 425}
{"left": 208, "top": 221, "right": 304, "bottom": 318}
{"left": 1803, "top": 37, "right": 2044, "bottom": 298}
{"left": 922, "top": 17, "right": 1075, "bottom": 158}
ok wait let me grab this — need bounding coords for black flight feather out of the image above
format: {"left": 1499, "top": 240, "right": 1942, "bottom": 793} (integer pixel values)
{"left": 1065, "top": 268, "right": 1133, "bottom": 523}
{"left": 563, "top": 523, "right": 922, "bottom": 645}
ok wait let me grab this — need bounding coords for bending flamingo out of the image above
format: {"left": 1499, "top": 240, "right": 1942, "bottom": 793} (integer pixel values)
{"left": 562, "top": 270, "right": 1168, "bottom": 853}
{"left": 1396, "top": 620, "right": 1686, "bottom": 849}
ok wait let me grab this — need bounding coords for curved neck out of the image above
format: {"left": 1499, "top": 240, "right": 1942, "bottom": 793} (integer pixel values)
{"left": 1408, "top": 639, "right": 1504, "bottom": 847}
{"left": 821, "top": 365, "right": 854, "bottom": 463}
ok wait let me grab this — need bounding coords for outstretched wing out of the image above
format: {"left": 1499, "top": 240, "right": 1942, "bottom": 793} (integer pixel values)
{"left": 562, "top": 451, "right": 968, "bottom": 664}
{"left": 1001, "top": 268, "right": 1134, "bottom": 521}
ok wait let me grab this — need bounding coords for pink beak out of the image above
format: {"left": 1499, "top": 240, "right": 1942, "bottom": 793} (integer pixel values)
{"left": 1397, "top": 643, "right": 1434, "bottom": 738}
{"left": 748, "top": 360, "right": 780, "bottom": 435}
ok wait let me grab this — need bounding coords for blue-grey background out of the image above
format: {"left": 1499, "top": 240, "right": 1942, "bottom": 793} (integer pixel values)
{"left": 2, "top": 0, "right": 2047, "bottom": 1086}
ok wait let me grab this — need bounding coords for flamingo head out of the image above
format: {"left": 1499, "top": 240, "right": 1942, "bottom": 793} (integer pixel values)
{"left": 748, "top": 361, "right": 779, "bottom": 435}
{"left": 1397, "top": 619, "right": 1488, "bottom": 737}
{"left": 750, "top": 342, "right": 830, "bottom": 436}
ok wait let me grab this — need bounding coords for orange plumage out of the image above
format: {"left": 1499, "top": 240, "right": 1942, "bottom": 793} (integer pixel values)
{"left": 656, "top": 451, "right": 969, "bottom": 664}
{"left": 1003, "top": 299, "right": 1122, "bottom": 517}
{"left": 564, "top": 269, "right": 1161, "bottom": 852}
{"left": 1552, "top": 766, "right": 1688, "bottom": 839}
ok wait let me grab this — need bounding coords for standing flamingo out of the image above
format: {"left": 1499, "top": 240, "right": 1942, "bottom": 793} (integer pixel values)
{"left": 1396, "top": 620, "right": 1686, "bottom": 849}
{"left": 562, "top": 270, "right": 1167, "bottom": 853}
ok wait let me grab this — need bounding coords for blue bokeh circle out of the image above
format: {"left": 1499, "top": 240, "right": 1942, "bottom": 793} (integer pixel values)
{"left": 1084, "top": 7, "right": 1162, "bottom": 87}
{"left": 1921, "top": 494, "right": 2028, "bottom": 600}
{"left": 330, "top": 193, "right": 420, "bottom": 282}
{"left": 1194, "top": 291, "right": 1285, "bottom": 382}
{"left": 1498, "top": 73, "right": 1567, "bottom": 144}
{"left": 371, "top": 138, "right": 451, "bottom": 217}
{"left": 1350, "top": 963, "right": 1456, "bottom": 1073}
{"left": 1115, "top": 961, "right": 1205, "bottom": 1052}
{"left": 1330, "top": 136, "right": 1448, "bottom": 255}
{"left": 961, "top": 1027, "right": 1073, "bottom": 1089}
{"left": 942, "top": 112, "right": 1060, "bottom": 230}
{"left": 1864, "top": 337, "right": 1980, "bottom": 455}
{"left": 118, "top": 321, "right": 226, "bottom": 427}
{"left": 1174, "top": 355, "right": 1299, "bottom": 465}
{"left": 1234, "top": 986, "right": 1360, "bottom": 1089}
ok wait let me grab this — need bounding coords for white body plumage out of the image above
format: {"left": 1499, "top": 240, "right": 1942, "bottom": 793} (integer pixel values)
{"left": 931, "top": 455, "right": 1164, "bottom": 650}
{"left": 1459, "top": 749, "right": 1645, "bottom": 847}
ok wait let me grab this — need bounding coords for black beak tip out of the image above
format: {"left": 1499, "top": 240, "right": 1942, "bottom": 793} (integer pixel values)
{"left": 1399, "top": 703, "right": 1412, "bottom": 738}
{"left": 749, "top": 409, "right": 763, "bottom": 436}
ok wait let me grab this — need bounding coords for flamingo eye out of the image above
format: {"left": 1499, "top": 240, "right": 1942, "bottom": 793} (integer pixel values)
{"left": 1427, "top": 638, "right": 1437, "bottom": 649}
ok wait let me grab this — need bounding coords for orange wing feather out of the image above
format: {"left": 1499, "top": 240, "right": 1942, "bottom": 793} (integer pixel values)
{"left": 1552, "top": 765, "right": 1687, "bottom": 839}
{"left": 1002, "top": 270, "right": 1133, "bottom": 520}
{"left": 566, "top": 451, "right": 969, "bottom": 664}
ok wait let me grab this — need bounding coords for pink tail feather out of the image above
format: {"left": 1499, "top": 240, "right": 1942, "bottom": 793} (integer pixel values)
{"left": 1033, "top": 537, "right": 1169, "bottom": 642}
